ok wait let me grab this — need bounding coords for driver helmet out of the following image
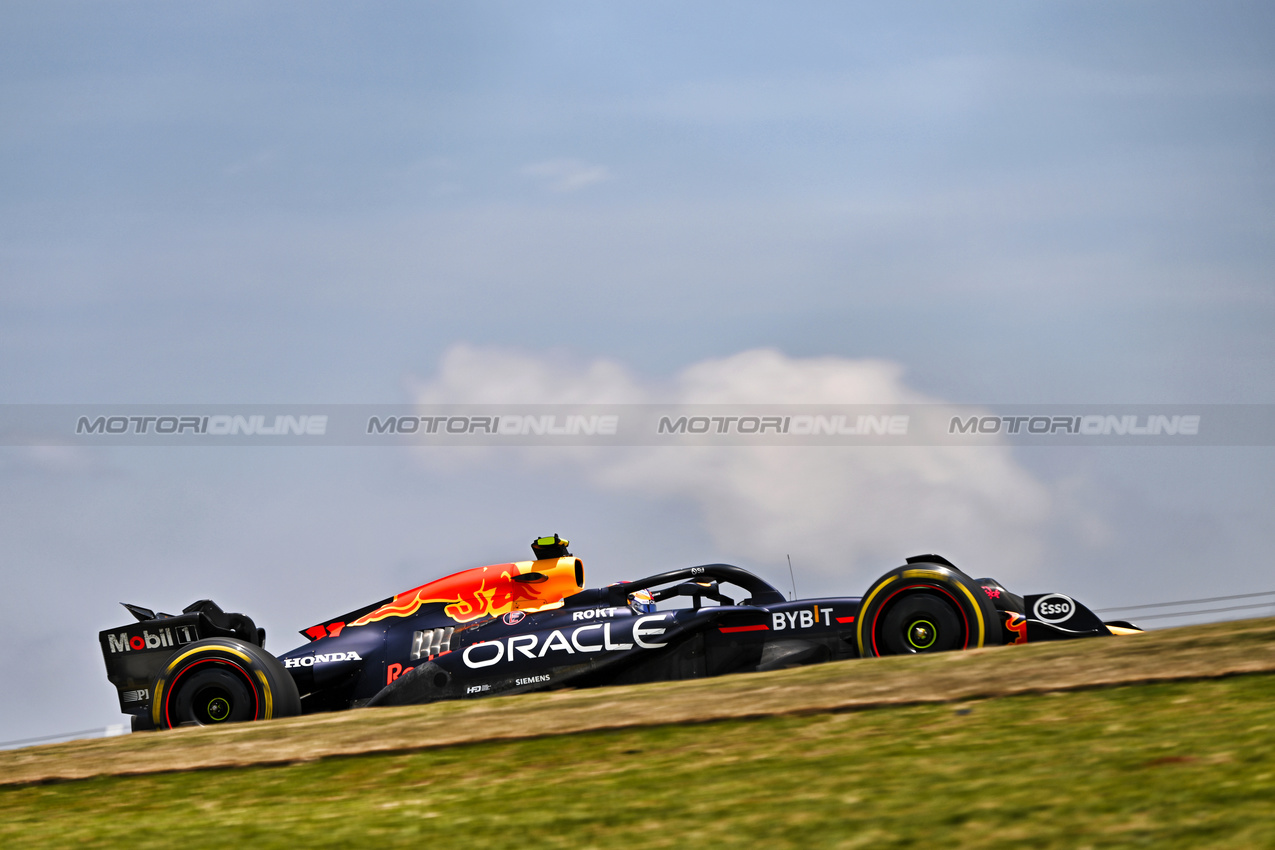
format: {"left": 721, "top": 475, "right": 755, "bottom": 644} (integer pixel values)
{"left": 628, "top": 589, "right": 656, "bottom": 614}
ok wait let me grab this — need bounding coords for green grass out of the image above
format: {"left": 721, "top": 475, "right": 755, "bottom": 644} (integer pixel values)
{"left": 3, "top": 674, "right": 1273, "bottom": 849}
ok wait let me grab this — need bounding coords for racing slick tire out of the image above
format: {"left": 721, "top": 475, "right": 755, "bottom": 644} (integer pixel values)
{"left": 150, "top": 638, "right": 301, "bottom": 730}
{"left": 857, "top": 563, "right": 1002, "bottom": 658}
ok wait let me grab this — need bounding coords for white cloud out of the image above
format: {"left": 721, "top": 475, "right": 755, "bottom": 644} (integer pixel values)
{"left": 410, "top": 345, "right": 1057, "bottom": 588}
{"left": 521, "top": 158, "right": 612, "bottom": 192}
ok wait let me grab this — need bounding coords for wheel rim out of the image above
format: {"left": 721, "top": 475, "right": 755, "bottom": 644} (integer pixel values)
{"left": 906, "top": 618, "right": 938, "bottom": 650}
{"left": 167, "top": 661, "right": 258, "bottom": 727}
{"left": 872, "top": 587, "right": 968, "bottom": 656}
{"left": 191, "top": 684, "right": 237, "bottom": 724}
{"left": 205, "top": 696, "right": 231, "bottom": 722}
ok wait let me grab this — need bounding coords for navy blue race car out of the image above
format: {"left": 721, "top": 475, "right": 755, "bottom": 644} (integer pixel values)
{"left": 100, "top": 535, "right": 1139, "bottom": 730}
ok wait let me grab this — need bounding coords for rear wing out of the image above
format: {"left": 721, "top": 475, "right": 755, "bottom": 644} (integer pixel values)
{"left": 99, "top": 599, "right": 264, "bottom": 717}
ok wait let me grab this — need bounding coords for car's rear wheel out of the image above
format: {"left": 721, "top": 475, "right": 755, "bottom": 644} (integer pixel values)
{"left": 173, "top": 666, "right": 256, "bottom": 725}
{"left": 151, "top": 638, "right": 301, "bottom": 729}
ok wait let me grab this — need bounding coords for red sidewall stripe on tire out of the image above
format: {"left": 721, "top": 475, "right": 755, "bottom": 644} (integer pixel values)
{"left": 869, "top": 583, "right": 970, "bottom": 657}
{"left": 164, "top": 657, "right": 261, "bottom": 729}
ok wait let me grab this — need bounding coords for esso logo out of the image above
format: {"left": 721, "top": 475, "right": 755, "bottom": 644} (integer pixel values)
{"left": 1033, "top": 594, "right": 1075, "bottom": 624}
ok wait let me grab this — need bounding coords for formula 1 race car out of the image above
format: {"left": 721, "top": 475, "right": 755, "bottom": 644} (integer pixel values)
{"left": 100, "top": 535, "right": 1141, "bottom": 730}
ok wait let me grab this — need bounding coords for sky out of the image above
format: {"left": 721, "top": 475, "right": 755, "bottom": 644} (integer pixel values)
{"left": 1, "top": 2, "right": 1274, "bottom": 743}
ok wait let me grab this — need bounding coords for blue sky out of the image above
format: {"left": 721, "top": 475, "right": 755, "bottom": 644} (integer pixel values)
{"left": 2, "top": 2, "right": 1273, "bottom": 742}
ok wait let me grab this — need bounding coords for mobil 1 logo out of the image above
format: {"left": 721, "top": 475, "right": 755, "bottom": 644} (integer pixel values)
{"left": 103, "top": 624, "right": 199, "bottom": 654}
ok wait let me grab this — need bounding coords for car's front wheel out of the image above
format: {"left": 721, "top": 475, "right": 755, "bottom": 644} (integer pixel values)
{"left": 856, "top": 561, "right": 1002, "bottom": 658}
{"left": 875, "top": 591, "right": 966, "bottom": 654}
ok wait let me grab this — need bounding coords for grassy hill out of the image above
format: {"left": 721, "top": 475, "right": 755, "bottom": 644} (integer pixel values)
{"left": 2, "top": 618, "right": 1274, "bottom": 848}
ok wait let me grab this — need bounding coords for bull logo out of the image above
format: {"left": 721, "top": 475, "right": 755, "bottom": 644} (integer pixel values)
{"left": 347, "top": 559, "right": 579, "bottom": 627}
